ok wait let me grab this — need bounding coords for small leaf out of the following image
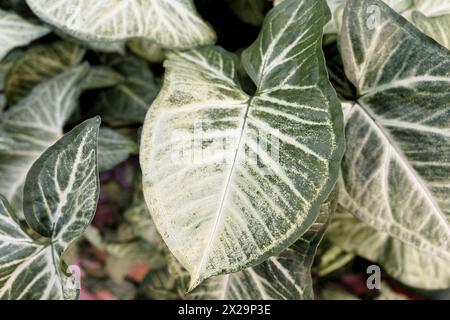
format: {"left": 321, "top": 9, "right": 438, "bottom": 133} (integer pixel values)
{"left": 412, "top": 12, "right": 450, "bottom": 50}
{"left": 0, "top": 117, "right": 100, "bottom": 299}
{"left": 0, "top": 65, "right": 89, "bottom": 216}
{"left": 97, "top": 127, "right": 138, "bottom": 172}
{"left": 25, "top": 0, "right": 216, "bottom": 49}
{"left": 0, "top": 9, "right": 50, "bottom": 61}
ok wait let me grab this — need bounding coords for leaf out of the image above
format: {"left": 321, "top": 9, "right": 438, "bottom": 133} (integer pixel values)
{"left": 411, "top": 12, "right": 450, "bottom": 50}
{"left": 339, "top": 0, "right": 450, "bottom": 261}
{"left": 327, "top": 0, "right": 439, "bottom": 35}
{"left": 80, "top": 66, "right": 124, "bottom": 92}
{"left": 25, "top": 0, "right": 216, "bottom": 49}
{"left": 0, "top": 117, "right": 100, "bottom": 299}
{"left": 0, "top": 50, "right": 20, "bottom": 91}
{"left": 127, "top": 40, "right": 165, "bottom": 64}
{"left": 97, "top": 127, "right": 137, "bottom": 172}
{"left": 5, "top": 41, "right": 86, "bottom": 105}
{"left": 0, "top": 65, "right": 89, "bottom": 215}
{"left": 0, "top": 9, "right": 50, "bottom": 61}
{"left": 140, "top": 0, "right": 344, "bottom": 288}
{"left": 328, "top": 205, "right": 450, "bottom": 289}
{"left": 226, "top": 0, "right": 268, "bottom": 26}
{"left": 92, "top": 55, "right": 160, "bottom": 125}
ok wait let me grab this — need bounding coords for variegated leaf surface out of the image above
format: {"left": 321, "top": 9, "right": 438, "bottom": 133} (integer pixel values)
{"left": 328, "top": 204, "right": 450, "bottom": 289}
{"left": 412, "top": 12, "right": 450, "bottom": 50}
{"left": 0, "top": 118, "right": 100, "bottom": 299}
{"left": 140, "top": 0, "right": 344, "bottom": 288}
{"left": 326, "top": 0, "right": 450, "bottom": 36}
{"left": 0, "top": 65, "right": 89, "bottom": 214}
{"left": 0, "top": 9, "right": 50, "bottom": 61}
{"left": 25, "top": 0, "right": 216, "bottom": 49}
{"left": 340, "top": 0, "right": 450, "bottom": 261}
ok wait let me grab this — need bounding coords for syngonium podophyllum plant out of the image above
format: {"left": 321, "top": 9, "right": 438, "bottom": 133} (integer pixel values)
{"left": 0, "top": 0, "right": 449, "bottom": 300}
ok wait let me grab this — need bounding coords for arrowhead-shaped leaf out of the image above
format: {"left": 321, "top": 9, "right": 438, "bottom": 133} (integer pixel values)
{"left": 339, "top": 0, "right": 450, "bottom": 260}
{"left": 140, "top": 0, "right": 344, "bottom": 288}
{"left": 5, "top": 41, "right": 86, "bottom": 105}
{"left": 0, "top": 117, "right": 100, "bottom": 299}
{"left": 25, "top": 0, "right": 216, "bottom": 49}
{"left": 0, "top": 9, "right": 50, "bottom": 61}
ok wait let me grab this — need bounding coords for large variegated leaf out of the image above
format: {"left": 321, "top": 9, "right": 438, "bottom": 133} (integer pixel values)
{"left": 98, "top": 127, "right": 138, "bottom": 172}
{"left": 170, "top": 193, "right": 336, "bottom": 300}
{"left": 0, "top": 9, "right": 50, "bottom": 61}
{"left": 0, "top": 118, "right": 100, "bottom": 299}
{"left": 339, "top": 0, "right": 450, "bottom": 261}
{"left": 328, "top": 205, "right": 450, "bottom": 289}
{"left": 25, "top": 0, "right": 216, "bottom": 49}
{"left": 0, "top": 65, "right": 89, "bottom": 214}
{"left": 5, "top": 41, "right": 86, "bottom": 105}
{"left": 412, "top": 12, "right": 450, "bottom": 50}
{"left": 92, "top": 55, "right": 160, "bottom": 125}
{"left": 140, "top": 0, "right": 344, "bottom": 288}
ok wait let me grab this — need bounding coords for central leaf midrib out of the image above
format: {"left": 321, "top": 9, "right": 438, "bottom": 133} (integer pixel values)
{"left": 194, "top": 95, "right": 254, "bottom": 283}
